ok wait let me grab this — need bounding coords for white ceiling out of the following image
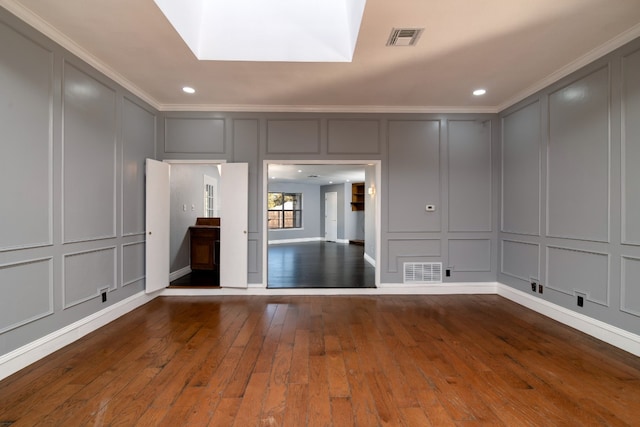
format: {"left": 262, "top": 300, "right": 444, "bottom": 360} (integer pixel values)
{"left": 3, "top": 0, "right": 640, "bottom": 113}
{"left": 268, "top": 164, "right": 366, "bottom": 186}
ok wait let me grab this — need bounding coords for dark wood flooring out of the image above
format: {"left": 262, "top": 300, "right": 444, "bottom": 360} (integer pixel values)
{"left": 169, "top": 271, "right": 220, "bottom": 288}
{"left": 268, "top": 242, "right": 375, "bottom": 288}
{"left": 1, "top": 295, "right": 640, "bottom": 425}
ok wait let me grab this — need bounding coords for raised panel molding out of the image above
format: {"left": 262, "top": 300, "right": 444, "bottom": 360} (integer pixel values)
{"left": 0, "top": 258, "right": 53, "bottom": 333}
{"left": 266, "top": 119, "right": 320, "bottom": 154}
{"left": 547, "top": 66, "right": 610, "bottom": 243}
{"left": 448, "top": 239, "right": 491, "bottom": 272}
{"left": 248, "top": 238, "right": 259, "bottom": 274}
{"left": 0, "top": 22, "right": 53, "bottom": 251}
{"left": 122, "top": 242, "right": 145, "bottom": 287}
{"left": 501, "top": 239, "right": 540, "bottom": 282}
{"left": 448, "top": 120, "right": 492, "bottom": 232}
{"left": 62, "top": 61, "right": 117, "bottom": 243}
{"left": 327, "top": 119, "right": 381, "bottom": 154}
{"left": 621, "top": 256, "right": 640, "bottom": 317}
{"left": 387, "top": 239, "right": 441, "bottom": 273}
{"left": 501, "top": 100, "right": 541, "bottom": 236}
{"left": 387, "top": 120, "right": 441, "bottom": 233}
{"left": 122, "top": 97, "right": 156, "bottom": 236}
{"left": 546, "top": 245, "right": 609, "bottom": 306}
{"left": 622, "top": 48, "right": 640, "bottom": 246}
{"left": 63, "top": 247, "right": 116, "bottom": 309}
{"left": 164, "top": 117, "right": 226, "bottom": 154}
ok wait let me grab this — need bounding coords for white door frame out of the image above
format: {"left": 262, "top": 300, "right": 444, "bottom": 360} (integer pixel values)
{"left": 263, "top": 160, "right": 382, "bottom": 288}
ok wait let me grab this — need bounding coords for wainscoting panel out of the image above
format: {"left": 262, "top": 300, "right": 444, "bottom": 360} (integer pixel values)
{"left": 387, "top": 239, "right": 441, "bottom": 273}
{"left": 64, "top": 247, "right": 116, "bottom": 309}
{"left": 63, "top": 61, "right": 116, "bottom": 243}
{"left": 122, "top": 98, "right": 156, "bottom": 236}
{"left": 122, "top": 242, "right": 145, "bottom": 287}
{"left": 0, "top": 22, "right": 53, "bottom": 251}
{"left": 501, "top": 101, "right": 541, "bottom": 236}
{"left": 622, "top": 48, "right": 640, "bottom": 245}
{"left": 546, "top": 246, "right": 609, "bottom": 306}
{"left": 388, "top": 120, "right": 441, "bottom": 233}
{"left": 448, "top": 120, "right": 492, "bottom": 232}
{"left": 266, "top": 119, "right": 320, "bottom": 154}
{"left": 501, "top": 239, "right": 539, "bottom": 282}
{"left": 164, "top": 117, "right": 225, "bottom": 154}
{"left": 327, "top": 119, "right": 380, "bottom": 154}
{"left": 0, "top": 258, "right": 53, "bottom": 333}
{"left": 547, "top": 66, "right": 610, "bottom": 242}
{"left": 621, "top": 256, "right": 640, "bottom": 317}
{"left": 448, "top": 239, "right": 491, "bottom": 272}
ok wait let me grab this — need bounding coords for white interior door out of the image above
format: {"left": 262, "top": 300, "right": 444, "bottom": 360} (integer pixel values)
{"left": 145, "top": 159, "right": 170, "bottom": 293}
{"left": 325, "top": 191, "right": 338, "bottom": 242}
{"left": 220, "top": 163, "right": 248, "bottom": 288}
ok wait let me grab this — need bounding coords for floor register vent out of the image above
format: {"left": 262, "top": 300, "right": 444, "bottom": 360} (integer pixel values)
{"left": 403, "top": 262, "right": 442, "bottom": 283}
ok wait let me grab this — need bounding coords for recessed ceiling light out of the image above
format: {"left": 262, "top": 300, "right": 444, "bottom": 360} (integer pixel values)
{"left": 473, "top": 89, "right": 487, "bottom": 96}
{"left": 182, "top": 86, "right": 195, "bottom": 94}
{"left": 297, "top": 169, "right": 302, "bottom": 173}
{"left": 329, "top": 181, "right": 333, "bottom": 184}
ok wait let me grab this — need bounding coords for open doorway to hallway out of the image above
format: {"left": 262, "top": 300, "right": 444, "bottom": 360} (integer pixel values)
{"left": 264, "top": 161, "right": 380, "bottom": 288}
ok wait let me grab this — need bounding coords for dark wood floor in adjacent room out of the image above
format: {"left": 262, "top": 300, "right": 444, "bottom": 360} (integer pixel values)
{"left": 268, "top": 242, "right": 375, "bottom": 288}
{"left": 1, "top": 295, "right": 639, "bottom": 426}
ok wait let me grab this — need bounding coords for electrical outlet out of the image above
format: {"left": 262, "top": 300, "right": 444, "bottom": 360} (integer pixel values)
{"left": 445, "top": 269, "right": 451, "bottom": 277}
{"left": 531, "top": 281, "right": 537, "bottom": 292}
{"left": 538, "top": 284, "right": 543, "bottom": 294}
{"left": 101, "top": 292, "right": 107, "bottom": 303}
{"left": 577, "top": 295, "right": 584, "bottom": 307}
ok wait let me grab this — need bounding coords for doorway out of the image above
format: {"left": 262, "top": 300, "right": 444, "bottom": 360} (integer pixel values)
{"left": 263, "top": 160, "right": 381, "bottom": 289}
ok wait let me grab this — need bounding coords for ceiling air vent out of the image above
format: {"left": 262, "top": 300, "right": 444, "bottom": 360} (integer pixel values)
{"left": 387, "top": 28, "right": 424, "bottom": 46}
{"left": 403, "top": 262, "right": 442, "bottom": 284}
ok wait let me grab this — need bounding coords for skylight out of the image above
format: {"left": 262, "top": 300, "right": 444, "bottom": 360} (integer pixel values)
{"left": 153, "top": 0, "right": 367, "bottom": 62}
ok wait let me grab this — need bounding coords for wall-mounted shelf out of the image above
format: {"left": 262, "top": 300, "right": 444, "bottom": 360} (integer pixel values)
{"left": 351, "top": 182, "right": 365, "bottom": 211}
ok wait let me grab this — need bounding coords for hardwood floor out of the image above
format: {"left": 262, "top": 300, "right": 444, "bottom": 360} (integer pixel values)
{"left": 1, "top": 295, "right": 640, "bottom": 426}
{"left": 268, "top": 242, "right": 375, "bottom": 288}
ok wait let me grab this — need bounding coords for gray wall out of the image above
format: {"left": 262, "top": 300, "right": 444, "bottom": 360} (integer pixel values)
{"left": 169, "top": 163, "right": 220, "bottom": 272}
{"left": 158, "top": 113, "right": 499, "bottom": 285}
{"left": 0, "top": 10, "right": 154, "bottom": 355}
{"left": 499, "top": 38, "right": 640, "bottom": 335}
{"left": 267, "top": 183, "right": 321, "bottom": 242}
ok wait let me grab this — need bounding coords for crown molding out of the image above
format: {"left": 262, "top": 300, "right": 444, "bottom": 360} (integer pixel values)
{"left": 156, "top": 103, "right": 499, "bottom": 114}
{"left": 0, "top": 0, "right": 161, "bottom": 109}
{"left": 497, "top": 22, "right": 640, "bottom": 113}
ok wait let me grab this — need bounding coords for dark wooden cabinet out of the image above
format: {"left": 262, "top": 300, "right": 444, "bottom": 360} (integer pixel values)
{"left": 189, "top": 217, "right": 220, "bottom": 271}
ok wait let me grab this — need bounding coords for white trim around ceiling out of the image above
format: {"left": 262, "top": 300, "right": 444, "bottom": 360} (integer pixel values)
{"left": 0, "top": 0, "right": 161, "bottom": 109}
{"left": 497, "top": 22, "right": 640, "bottom": 112}
{"left": 4, "top": 0, "right": 640, "bottom": 114}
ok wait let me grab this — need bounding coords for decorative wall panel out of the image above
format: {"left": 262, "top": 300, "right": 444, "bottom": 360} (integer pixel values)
{"left": 0, "top": 23, "right": 52, "bottom": 251}
{"left": 0, "top": 258, "right": 53, "bottom": 333}
{"left": 501, "top": 102, "right": 540, "bottom": 235}
{"left": 448, "top": 120, "right": 492, "bottom": 232}
{"left": 548, "top": 67, "right": 610, "bottom": 242}
{"left": 63, "top": 62, "right": 116, "bottom": 242}
{"left": 546, "top": 246, "right": 609, "bottom": 305}
{"left": 64, "top": 247, "right": 116, "bottom": 308}
{"left": 165, "top": 117, "right": 225, "bottom": 153}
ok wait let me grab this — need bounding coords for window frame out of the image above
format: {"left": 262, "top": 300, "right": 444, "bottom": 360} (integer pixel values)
{"left": 267, "top": 192, "right": 303, "bottom": 230}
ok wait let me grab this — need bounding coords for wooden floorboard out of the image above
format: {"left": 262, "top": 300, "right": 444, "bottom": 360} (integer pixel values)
{"left": 1, "top": 295, "right": 640, "bottom": 426}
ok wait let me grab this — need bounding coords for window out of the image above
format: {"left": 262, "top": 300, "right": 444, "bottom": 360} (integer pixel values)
{"left": 203, "top": 174, "right": 219, "bottom": 217}
{"left": 268, "top": 192, "right": 302, "bottom": 229}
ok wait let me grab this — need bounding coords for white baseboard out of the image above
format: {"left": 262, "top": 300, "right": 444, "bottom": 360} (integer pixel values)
{"left": 0, "top": 291, "right": 156, "bottom": 382}
{"left": 169, "top": 266, "right": 191, "bottom": 282}
{"left": 268, "top": 237, "right": 322, "bottom": 245}
{"left": 364, "top": 252, "right": 376, "bottom": 267}
{"left": 497, "top": 283, "right": 640, "bottom": 357}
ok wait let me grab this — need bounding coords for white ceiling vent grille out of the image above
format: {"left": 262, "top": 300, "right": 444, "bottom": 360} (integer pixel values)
{"left": 387, "top": 28, "right": 424, "bottom": 46}
{"left": 403, "top": 262, "right": 442, "bottom": 283}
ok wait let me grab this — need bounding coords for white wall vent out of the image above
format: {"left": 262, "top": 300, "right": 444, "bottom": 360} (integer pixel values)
{"left": 403, "top": 262, "right": 442, "bottom": 283}
{"left": 386, "top": 28, "right": 424, "bottom": 46}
